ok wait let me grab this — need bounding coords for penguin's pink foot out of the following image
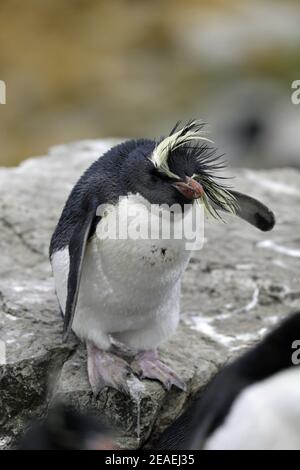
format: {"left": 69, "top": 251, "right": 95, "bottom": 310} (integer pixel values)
{"left": 87, "top": 343, "right": 131, "bottom": 396}
{"left": 131, "top": 350, "right": 186, "bottom": 392}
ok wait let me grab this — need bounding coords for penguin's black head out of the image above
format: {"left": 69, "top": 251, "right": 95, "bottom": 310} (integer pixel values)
{"left": 18, "top": 404, "right": 118, "bottom": 450}
{"left": 122, "top": 120, "right": 237, "bottom": 216}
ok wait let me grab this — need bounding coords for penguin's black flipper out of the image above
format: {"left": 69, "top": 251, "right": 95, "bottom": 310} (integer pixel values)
{"left": 209, "top": 190, "right": 275, "bottom": 232}
{"left": 229, "top": 190, "right": 275, "bottom": 231}
{"left": 63, "top": 209, "right": 96, "bottom": 342}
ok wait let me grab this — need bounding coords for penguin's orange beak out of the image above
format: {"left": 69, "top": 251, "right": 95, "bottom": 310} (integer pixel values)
{"left": 172, "top": 176, "right": 204, "bottom": 200}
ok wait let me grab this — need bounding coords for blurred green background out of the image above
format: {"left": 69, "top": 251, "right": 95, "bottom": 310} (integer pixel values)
{"left": 0, "top": 0, "right": 299, "bottom": 167}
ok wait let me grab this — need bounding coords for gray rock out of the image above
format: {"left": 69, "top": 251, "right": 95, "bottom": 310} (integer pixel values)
{"left": 0, "top": 140, "right": 299, "bottom": 449}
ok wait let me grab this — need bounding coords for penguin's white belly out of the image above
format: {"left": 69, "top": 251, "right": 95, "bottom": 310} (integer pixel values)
{"left": 51, "top": 195, "right": 193, "bottom": 350}
{"left": 204, "top": 368, "right": 300, "bottom": 450}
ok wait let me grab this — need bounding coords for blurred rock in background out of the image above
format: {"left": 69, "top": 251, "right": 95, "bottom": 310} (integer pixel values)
{"left": 208, "top": 80, "right": 300, "bottom": 168}
{"left": 0, "top": 0, "right": 299, "bottom": 168}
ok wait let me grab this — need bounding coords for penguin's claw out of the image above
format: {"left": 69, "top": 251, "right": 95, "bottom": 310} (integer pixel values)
{"left": 87, "top": 343, "right": 131, "bottom": 396}
{"left": 131, "top": 350, "right": 186, "bottom": 392}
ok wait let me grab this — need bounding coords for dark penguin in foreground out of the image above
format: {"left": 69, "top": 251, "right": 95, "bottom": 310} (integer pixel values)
{"left": 18, "top": 405, "right": 117, "bottom": 450}
{"left": 157, "top": 311, "right": 300, "bottom": 450}
{"left": 50, "top": 120, "right": 275, "bottom": 395}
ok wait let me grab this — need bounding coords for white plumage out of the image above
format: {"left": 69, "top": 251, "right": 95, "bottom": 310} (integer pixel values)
{"left": 205, "top": 367, "right": 300, "bottom": 450}
{"left": 51, "top": 194, "right": 193, "bottom": 352}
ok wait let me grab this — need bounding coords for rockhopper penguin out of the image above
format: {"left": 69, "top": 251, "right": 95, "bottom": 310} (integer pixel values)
{"left": 157, "top": 311, "right": 300, "bottom": 450}
{"left": 18, "top": 404, "right": 117, "bottom": 450}
{"left": 50, "top": 121, "right": 275, "bottom": 395}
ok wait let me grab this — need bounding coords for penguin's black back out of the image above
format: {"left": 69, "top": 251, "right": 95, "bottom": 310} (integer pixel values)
{"left": 49, "top": 138, "right": 155, "bottom": 256}
{"left": 18, "top": 405, "right": 112, "bottom": 450}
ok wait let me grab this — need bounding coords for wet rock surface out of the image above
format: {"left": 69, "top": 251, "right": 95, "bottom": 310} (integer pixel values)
{"left": 0, "top": 140, "right": 299, "bottom": 448}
